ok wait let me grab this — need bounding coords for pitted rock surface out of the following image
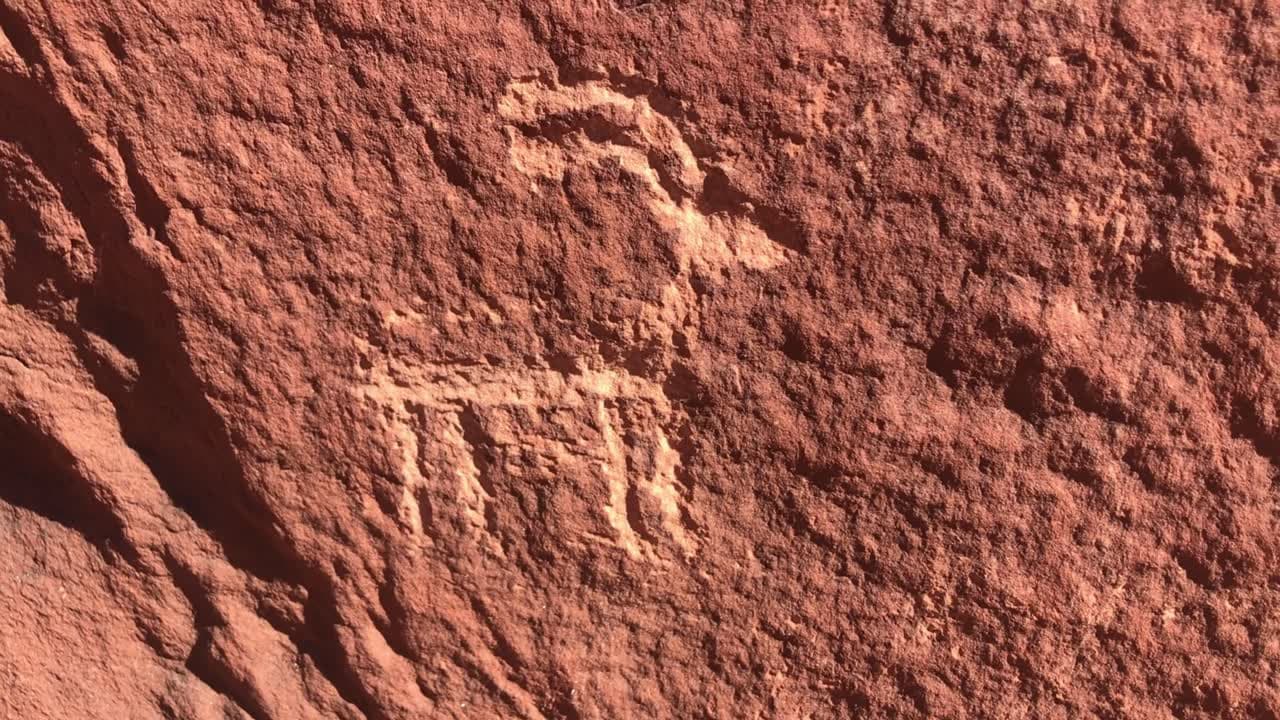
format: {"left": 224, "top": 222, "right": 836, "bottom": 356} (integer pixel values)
{"left": 2, "top": 1, "right": 1280, "bottom": 718}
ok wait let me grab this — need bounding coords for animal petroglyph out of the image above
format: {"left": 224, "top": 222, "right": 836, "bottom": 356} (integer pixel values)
{"left": 356, "top": 354, "right": 697, "bottom": 561}
{"left": 355, "top": 73, "right": 794, "bottom": 563}
{"left": 499, "top": 72, "right": 792, "bottom": 357}
{"left": 499, "top": 75, "right": 790, "bottom": 275}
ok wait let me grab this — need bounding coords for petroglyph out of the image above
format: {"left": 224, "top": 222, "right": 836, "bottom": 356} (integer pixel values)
{"left": 499, "top": 75, "right": 790, "bottom": 274}
{"left": 356, "top": 352, "right": 697, "bottom": 560}
{"left": 352, "top": 73, "right": 796, "bottom": 562}
{"left": 499, "top": 72, "right": 792, "bottom": 361}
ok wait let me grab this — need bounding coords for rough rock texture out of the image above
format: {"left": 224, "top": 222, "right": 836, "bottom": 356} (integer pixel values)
{"left": 1, "top": 1, "right": 1279, "bottom": 718}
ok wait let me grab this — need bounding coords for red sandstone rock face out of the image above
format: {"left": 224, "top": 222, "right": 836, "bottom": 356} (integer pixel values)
{"left": 1, "top": 1, "right": 1279, "bottom": 718}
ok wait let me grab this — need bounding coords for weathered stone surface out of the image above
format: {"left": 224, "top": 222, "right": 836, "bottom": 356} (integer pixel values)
{"left": 1, "top": 1, "right": 1279, "bottom": 717}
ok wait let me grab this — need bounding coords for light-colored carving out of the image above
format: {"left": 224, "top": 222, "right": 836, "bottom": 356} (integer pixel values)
{"left": 499, "top": 73, "right": 790, "bottom": 361}
{"left": 499, "top": 77, "right": 788, "bottom": 274}
{"left": 356, "top": 355, "right": 695, "bottom": 560}
{"left": 355, "top": 73, "right": 795, "bottom": 562}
